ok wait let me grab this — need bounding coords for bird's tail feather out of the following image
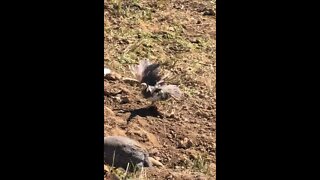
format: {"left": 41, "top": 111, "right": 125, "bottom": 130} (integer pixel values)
{"left": 129, "top": 59, "right": 150, "bottom": 82}
{"left": 130, "top": 59, "right": 161, "bottom": 85}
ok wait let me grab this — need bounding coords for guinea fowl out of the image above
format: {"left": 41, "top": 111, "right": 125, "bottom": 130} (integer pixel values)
{"left": 129, "top": 59, "right": 182, "bottom": 106}
{"left": 104, "top": 136, "right": 152, "bottom": 171}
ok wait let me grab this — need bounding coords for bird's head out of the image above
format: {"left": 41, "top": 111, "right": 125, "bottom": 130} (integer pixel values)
{"left": 140, "top": 83, "right": 148, "bottom": 90}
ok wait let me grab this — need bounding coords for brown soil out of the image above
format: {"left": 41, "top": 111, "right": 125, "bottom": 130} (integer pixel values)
{"left": 104, "top": 0, "right": 216, "bottom": 179}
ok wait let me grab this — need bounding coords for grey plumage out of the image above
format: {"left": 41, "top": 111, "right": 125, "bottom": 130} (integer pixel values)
{"left": 130, "top": 59, "right": 182, "bottom": 103}
{"left": 104, "top": 136, "right": 152, "bottom": 171}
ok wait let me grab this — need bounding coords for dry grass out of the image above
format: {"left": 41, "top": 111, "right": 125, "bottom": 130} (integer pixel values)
{"left": 105, "top": 0, "right": 216, "bottom": 179}
{"left": 105, "top": 164, "right": 148, "bottom": 180}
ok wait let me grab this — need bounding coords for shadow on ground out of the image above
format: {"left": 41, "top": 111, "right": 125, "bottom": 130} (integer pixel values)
{"left": 116, "top": 106, "right": 164, "bottom": 123}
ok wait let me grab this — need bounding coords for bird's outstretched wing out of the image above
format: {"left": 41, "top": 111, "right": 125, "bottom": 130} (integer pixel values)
{"left": 129, "top": 60, "right": 148, "bottom": 82}
{"left": 130, "top": 59, "right": 162, "bottom": 86}
{"left": 159, "top": 84, "right": 183, "bottom": 100}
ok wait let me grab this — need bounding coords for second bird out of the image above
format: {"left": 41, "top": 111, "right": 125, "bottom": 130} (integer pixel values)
{"left": 130, "top": 59, "right": 182, "bottom": 106}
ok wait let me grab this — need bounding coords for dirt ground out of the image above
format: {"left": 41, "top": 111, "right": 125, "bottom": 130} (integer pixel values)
{"left": 104, "top": 0, "right": 216, "bottom": 179}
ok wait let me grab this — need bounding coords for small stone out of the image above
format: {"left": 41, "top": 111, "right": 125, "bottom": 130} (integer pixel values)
{"left": 203, "top": 8, "right": 215, "bottom": 16}
{"left": 189, "top": 38, "right": 200, "bottom": 44}
{"left": 186, "top": 139, "right": 193, "bottom": 148}
{"left": 210, "top": 163, "right": 216, "bottom": 169}
{"left": 189, "top": 153, "right": 197, "bottom": 160}
{"left": 114, "top": 96, "right": 121, "bottom": 103}
{"left": 168, "top": 27, "right": 175, "bottom": 31}
{"left": 120, "top": 96, "right": 129, "bottom": 104}
{"left": 115, "top": 95, "right": 129, "bottom": 104}
{"left": 178, "top": 138, "right": 193, "bottom": 149}
{"left": 166, "top": 174, "right": 173, "bottom": 179}
{"left": 148, "top": 157, "right": 164, "bottom": 167}
{"left": 105, "top": 72, "right": 122, "bottom": 81}
{"left": 104, "top": 68, "right": 111, "bottom": 76}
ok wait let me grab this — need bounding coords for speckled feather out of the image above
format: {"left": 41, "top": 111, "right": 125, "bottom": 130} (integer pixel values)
{"left": 131, "top": 59, "right": 182, "bottom": 102}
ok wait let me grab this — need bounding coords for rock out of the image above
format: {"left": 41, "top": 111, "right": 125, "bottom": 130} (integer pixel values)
{"left": 104, "top": 136, "right": 152, "bottom": 172}
{"left": 203, "top": 8, "right": 215, "bottom": 16}
{"left": 114, "top": 95, "right": 130, "bottom": 104}
{"left": 105, "top": 72, "right": 122, "bottom": 81}
{"left": 186, "top": 139, "right": 193, "bottom": 148}
{"left": 119, "top": 96, "right": 129, "bottom": 104}
{"left": 209, "top": 151, "right": 215, "bottom": 156}
{"left": 148, "top": 157, "right": 164, "bottom": 167}
{"left": 210, "top": 163, "right": 216, "bottom": 170}
{"left": 104, "top": 67, "right": 111, "bottom": 76}
{"left": 178, "top": 138, "right": 193, "bottom": 149}
{"left": 189, "top": 38, "right": 200, "bottom": 44}
{"left": 168, "top": 27, "right": 175, "bottom": 31}
{"left": 166, "top": 174, "right": 174, "bottom": 180}
{"left": 189, "top": 153, "right": 197, "bottom": 160}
